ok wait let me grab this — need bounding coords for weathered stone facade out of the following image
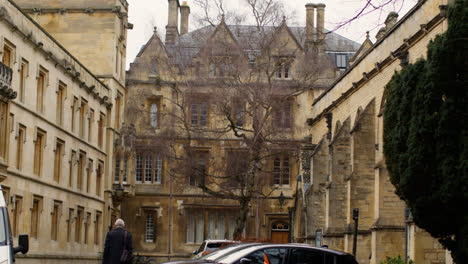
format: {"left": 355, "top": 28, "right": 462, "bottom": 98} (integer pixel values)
{"left": 0, "top": 0, "right": 128, "bottom": 263}
{"left": 296, "top": 0, "right": 454, "bottom": 263}
{"left": 120, "top": 0, "right": 360, "bottom": 262}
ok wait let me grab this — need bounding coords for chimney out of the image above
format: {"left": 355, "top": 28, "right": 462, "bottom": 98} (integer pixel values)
{"left": 305, "top": 3, "right": 316, "bottom": 51}
{"left": 165, "top": 0, "right": 180, "bottom": 45}
{"left": 180, "top": 1, "right": 190, "bottom": 35}
{"left": 316, "top": 3, "right": 326, "bottom": 53}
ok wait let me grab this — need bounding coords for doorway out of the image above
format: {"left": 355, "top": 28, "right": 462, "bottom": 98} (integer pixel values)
{"left": 271, "top": 222, "right": 289, "bottom": 243}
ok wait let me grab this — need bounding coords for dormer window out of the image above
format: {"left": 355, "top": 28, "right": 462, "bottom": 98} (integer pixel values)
{"left": 336, "top": 54, "right": 348, "bottom": 70}
{"left": 208, "top": 58, "right": 231, "bottom": 78}
{"left": 275, "top": 58, "right": 291, "bottom": 79}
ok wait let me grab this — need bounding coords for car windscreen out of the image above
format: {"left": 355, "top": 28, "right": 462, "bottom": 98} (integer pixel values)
{"left": 199, "top": 243, "right": 256, "bottom": 260}
{"left": 216, "top": 246, "right": 268, "bottom": 263}
{"left": 217, "top": 246, "right": 288, "bottom": 264}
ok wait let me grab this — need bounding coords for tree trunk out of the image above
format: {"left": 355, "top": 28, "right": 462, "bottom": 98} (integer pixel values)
{"left": 233, "top": 199, "right": 250, "bottom": 239}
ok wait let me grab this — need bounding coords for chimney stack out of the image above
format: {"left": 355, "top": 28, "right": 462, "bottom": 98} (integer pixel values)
{"left": 305, "top": 3, "right": 316, "bottom": 51}
{"left": 316, "top": 3, "right": 326, "bottom": 53}
{"left": 165, "top": 0, "right": 180, "bottom": 45}
{"left": 180, "top": 1, "right": 190, "bottom": 35}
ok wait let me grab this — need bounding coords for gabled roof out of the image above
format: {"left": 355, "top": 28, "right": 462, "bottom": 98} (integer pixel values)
{"left": 135, "top": 30, "right": 169, "bottom": 59}
{"left": 135, "top": 22, "right": 360, "bottom": 66}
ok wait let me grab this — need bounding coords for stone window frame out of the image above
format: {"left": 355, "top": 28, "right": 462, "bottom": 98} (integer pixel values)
{"left": 33, "top": 127, "right": 47, "bottom": 177}
{"left": 15, "top": 123, "right": 26, "bottom": 170}
{"left": 30, "top": 195, "right": 43, "bottom": 239}
{"left": 1, "top": 38, "right": 16, "bottom": 68}
{"left": 272, "top": 153, "right": 291, "bottom": 186}
{"left": 53, "top": 137, "right": 65, "bottom": 183}
{"left": 36, "top": 66, "right": 49, "bottom": 114}
{"left": 56, "top": 81, "right": 67, "bottom": 126}
{"left": 50, "top": 200, "right": 62, "bottom": 241}
{"left": 189, "top": 95, "right": 210, "bottom": 128}
{"left": 18, "top": 58, "right": 29, "bottom": 103}
{"left": 94, "top": 211, "right": 102, "bottom": 245}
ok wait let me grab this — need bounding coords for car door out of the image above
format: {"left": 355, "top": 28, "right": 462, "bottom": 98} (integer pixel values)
{"left": 288, "top": 248, "right": 324, "bottom": 264}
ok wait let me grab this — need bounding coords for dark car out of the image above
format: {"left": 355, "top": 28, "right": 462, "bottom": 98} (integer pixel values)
{"left": 160, "top": 243, "right": 358, "bottom": 264}
{"left": 209, "top": 244, "right": 357, "bottom": 264}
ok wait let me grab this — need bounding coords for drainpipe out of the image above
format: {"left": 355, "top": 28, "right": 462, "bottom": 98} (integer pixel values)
{"left": 405, "top": 207, "right": 410, "bottom": 263}
{"left": 352, "top": 208, "right": 359, "bottom": 256}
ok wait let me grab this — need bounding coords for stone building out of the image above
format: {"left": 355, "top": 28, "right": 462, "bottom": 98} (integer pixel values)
{"left": 294, "top": 0, "right": 454, "bottom": 263}
{"left": 0, "top": 0, "right": 129, "bottom": 263}
{"left": 121, "top": 0, "right": 359, "bottom": 261}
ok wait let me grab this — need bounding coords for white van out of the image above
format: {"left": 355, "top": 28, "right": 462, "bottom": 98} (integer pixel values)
{"left": 0, "top": 185, "right": 28, "bottom": 263}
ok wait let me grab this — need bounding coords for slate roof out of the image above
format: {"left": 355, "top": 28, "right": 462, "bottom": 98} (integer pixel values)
{"left": 137, "top": 23, "right": 361, "bottom": 66}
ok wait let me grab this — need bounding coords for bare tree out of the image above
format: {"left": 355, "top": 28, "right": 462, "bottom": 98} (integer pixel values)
{"left": 126, "top": 0, "right": 335, "bottom": 239}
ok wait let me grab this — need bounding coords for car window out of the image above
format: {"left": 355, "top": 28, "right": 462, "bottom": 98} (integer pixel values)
{"left": 290, "top": 248, "right": 324, "bottom": 264}
{"left": 234, "top": 248, "right": 287, "bottom": 264}
{"left": 207, "top": 242, "right": 224, "bottom": 251}
{"left": 339, "top": 255, "right": 359, "bottom": 264}
{"left": 197, "top": 242, "right": 206, "bottom": 253}
{"left": 325, "top": 253, "right": 336, "bottom": 264}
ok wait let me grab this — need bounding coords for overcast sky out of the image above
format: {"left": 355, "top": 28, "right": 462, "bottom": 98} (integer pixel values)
{"left": 125, "top": 0, "right": 417, "bottom": 69}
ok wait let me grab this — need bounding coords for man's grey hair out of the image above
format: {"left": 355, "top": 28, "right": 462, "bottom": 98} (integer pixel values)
{"left": 115, "top": 218, "right": 125, "bottom": 227}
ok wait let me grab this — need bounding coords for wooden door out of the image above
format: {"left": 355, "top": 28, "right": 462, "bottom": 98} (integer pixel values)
{"left": 271, "top": 231, "right": 289, "bottom": 243}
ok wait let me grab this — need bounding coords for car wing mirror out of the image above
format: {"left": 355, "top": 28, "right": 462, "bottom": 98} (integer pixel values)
{"left": 13, "top": 234, "right": 29, "bottom": 255}
{"left": 240, "top": 258, "right": 252, "bottom": 264}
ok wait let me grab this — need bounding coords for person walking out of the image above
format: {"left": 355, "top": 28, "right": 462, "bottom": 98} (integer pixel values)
{"left": 103, "top": 218, "right": 133, "bottom": 264}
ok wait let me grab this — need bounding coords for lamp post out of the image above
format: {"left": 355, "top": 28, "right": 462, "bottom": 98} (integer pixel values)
{"left": 352, "top": 208, "right": 359, "bottom": 256}
{"left": 278, "top": 191, "right": 285, "bottom": 210}
{"left": 115, "top": 184, "right": 124, "bottom": 198}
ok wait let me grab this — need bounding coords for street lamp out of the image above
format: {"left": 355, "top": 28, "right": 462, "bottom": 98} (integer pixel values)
{"left": 115, "top": 184, "right": 124, "bottom": 198}
{"left": 278, "top": 191, "right": 285, "bottom": 209}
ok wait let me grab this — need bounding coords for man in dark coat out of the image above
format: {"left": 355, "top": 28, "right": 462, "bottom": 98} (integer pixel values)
{"left": 103, "top": 218, "right": 133, "bottom": 264}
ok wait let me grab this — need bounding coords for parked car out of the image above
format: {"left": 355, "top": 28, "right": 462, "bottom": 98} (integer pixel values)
{"left": 162, "top": 243, "right": 358, "bottom": 264}
{"left": 192, "top": 240, "right": 239, "bottom": 259}
{"left": 160, "top": 243, "right": 260, "bottom": 264}
{"left": 215, "top": 244, "right": 358, "bottom": 264}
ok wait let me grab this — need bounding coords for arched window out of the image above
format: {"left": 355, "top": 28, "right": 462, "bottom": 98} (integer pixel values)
{"left": 145, "top": 213, "right": 155, "bottom": 242}
{"left": 150, "top": 103, "right": 158, "bottom": 128}
{"left": 114, "top": 155, "right": 120, "bottom": 183}
{"left": 272, "top": 222, "right": 289, "bottom": 231}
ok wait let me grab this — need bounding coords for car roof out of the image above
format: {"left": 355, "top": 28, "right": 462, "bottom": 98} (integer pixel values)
{"left": 204, "top": 239, "right": 237, "bottom": 243}
{"left": 215, "top": 243, "right": 353, "bottom": 263}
